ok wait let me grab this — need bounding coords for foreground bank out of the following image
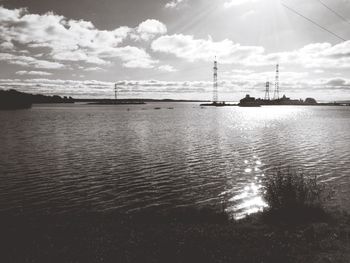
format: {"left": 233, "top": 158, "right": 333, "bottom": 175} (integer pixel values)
{"left": 1, "top": 168, "right": 350, "bottom": 263}
{"left": 0, "top": 208, "right": 350, "bottom": 263}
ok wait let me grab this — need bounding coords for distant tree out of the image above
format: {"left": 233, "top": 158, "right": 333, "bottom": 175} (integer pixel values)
{"left": 305, "top": 98, "right": 317, "bottom": 104}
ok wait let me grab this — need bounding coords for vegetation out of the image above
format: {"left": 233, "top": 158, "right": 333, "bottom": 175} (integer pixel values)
{"left": 0, "top": 89, "right": 32, "bottom": 109}
{"left": 0, "top": 169, "right": 349, "bottom": 262}
{"left": 262, "top": 169, "right": 330, "bottom": 224}
{"left": 0, "top": 89, "right": 74, "bottom": 110}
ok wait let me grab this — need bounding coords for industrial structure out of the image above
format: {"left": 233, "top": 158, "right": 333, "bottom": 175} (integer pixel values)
{"left": 264, "top": 81, "right": 270, "bottom": 100}
{"left": 114, "top": 83, "right": 118, "bottom": 104}
{"left": 239, "top": 63, "right": 318, "bottom": 106}
{"left": 213, "top": 58, "right": 218, "bottom": 103}
{"left": 273, "top": 64, "right": 280, "bottom": 100}
{"left": 200, "top": 57, "right": 230, "bottom": 106}
{"left": 264, "top": 64, "right": 279, "bottom": 101}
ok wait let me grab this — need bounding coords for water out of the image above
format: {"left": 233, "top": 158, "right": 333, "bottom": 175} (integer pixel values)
{"left": 0, "top": 103, "right": 349, "bottom": 219}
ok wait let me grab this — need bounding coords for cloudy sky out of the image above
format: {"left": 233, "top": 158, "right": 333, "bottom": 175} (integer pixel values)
{"left": 0, "top": 0, "right": 349, "bottom": 101}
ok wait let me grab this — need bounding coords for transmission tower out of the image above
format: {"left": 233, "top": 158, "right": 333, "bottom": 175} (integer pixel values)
{"left": 114, "top": 83, "right": 118, "bottom": 104}
{"left": 213, "top": 58, "right": 218, "bottom": 103}
{"left": 273, "top": 64, "right": 280, "bottom": 100}
{"left": 264, "top": 81, "right": 270, "bottom": 100}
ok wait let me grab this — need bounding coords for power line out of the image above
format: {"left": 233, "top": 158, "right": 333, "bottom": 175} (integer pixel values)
{"left": 317, "top": 0, "right": 350, "bottom": 25}
{"left": 281, "top": 2, "right": 347, "bottom": 41}
{"left": 213, "top": 57, "right": 218, "bottom": 102}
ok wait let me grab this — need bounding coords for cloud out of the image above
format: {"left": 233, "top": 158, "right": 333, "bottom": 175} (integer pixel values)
{"left": 134, "top": 19, "right": 167, "bottom": 41}
{"left": 0, "top": 6, "right": 166, "bottom": 69}
{"left": 0, "top": 75, "right": 348, "bottom": 100}
{"left": 248, "top": 41, "right": 350, "bottom": 68}
{"left": 325, "top": 78, "right": 349, "bottom": 87}
{"left": 152, "top": 34, "right": 264, "bottom": 63}
{"left": 152, "top": 33, "right": 350, "bottom": 69}
{"left": 158, "top": 65, "right": 177, "bottom": 72}
{"left": 83, "top": 67, "right": 103, "bottom": 71}
{"left": 98, "top": 46, "right": 158, "bottom": 68}
{"left": 0, "top": 78, "right": 209, "bottom": 98}
{"left": 165, "top": 0, "right": 185, "bottom": 9}
{"left": 313, "top": 69, "right": 324, "bottom": 74}
{"left": 0, "top": 41, "right": 14, "bottom": 50}
{"left": 16, "top": 70, "right": 52, "bottom": 76}
{"left": 0, "top": 78, "right": 114, "bottom": 98}
{"left": 0, "top": 52, "right": 65, "bottom": 69}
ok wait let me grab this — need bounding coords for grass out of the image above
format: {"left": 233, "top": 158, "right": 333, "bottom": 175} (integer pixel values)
{"left": 0, "top": 169, "right": 348, "bottom": 262}
{"left": 2, "top": 209, "right": 349, "bottom": 263}
{"left": 261, "top": 168, "right": 330, "bottom": 224}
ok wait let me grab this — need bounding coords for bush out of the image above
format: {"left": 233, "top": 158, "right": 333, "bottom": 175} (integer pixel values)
{"left": 262, "top": 169, "right": 329, "bottom": 223}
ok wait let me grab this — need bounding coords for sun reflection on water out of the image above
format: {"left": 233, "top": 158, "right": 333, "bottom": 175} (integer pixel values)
{"left": 221, "top": 156, "right": 268, "bottom": 220}
{"left": 226, "top": 180, "right": 268, "bottom": 220}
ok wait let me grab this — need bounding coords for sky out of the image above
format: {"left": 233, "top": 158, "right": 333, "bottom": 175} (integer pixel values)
{"left": 0, "top": 0, "right": 349, "bottom": 101}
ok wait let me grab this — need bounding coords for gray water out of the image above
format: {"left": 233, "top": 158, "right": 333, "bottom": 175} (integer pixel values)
{"left": 0, "top": 103, "right": 349, "bottom": 219}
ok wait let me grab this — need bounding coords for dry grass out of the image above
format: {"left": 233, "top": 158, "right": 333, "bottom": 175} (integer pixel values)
{"left": 262, "top": 168, "right": 330, "bottom": 224}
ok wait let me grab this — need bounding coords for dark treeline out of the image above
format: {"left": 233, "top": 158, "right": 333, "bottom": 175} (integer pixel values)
{"left": 0, "top": 89, "right": 210, "bottom": 109}
{"left": 0, "top": 89, "right": 74, "bottom": 109}
{"left": 75, "top": 98, "right": 209, "bottom": 103}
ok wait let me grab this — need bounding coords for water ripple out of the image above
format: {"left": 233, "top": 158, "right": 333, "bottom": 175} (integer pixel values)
{"left": 0, "top": 104, "right": 349, "bottom": 218}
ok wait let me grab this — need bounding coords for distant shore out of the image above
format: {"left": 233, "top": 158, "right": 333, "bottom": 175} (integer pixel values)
{"left": 0, "top": 89, "right": 74, "bottom": 110}
{"left": 75, "top": 98, "right": 210, "bottom": 104}
{"left": 1, "top": 89, "right": 349, "bottom": 110}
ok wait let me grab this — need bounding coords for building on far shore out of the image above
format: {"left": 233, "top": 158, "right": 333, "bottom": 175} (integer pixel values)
{"left": 239, "top": 94, "right": 318, "bottom": 107}
{"left": 239, "top": 95, "right": 261, "bottom": 107}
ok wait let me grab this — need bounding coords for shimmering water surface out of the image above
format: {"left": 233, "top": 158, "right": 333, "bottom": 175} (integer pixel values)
{"left": 0, "top": 103, "right": 349, "bottom": 219}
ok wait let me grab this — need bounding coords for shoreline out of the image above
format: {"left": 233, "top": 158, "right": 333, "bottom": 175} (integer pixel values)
{"left": 0, "top": 208, "right": 349, "bottom": 262}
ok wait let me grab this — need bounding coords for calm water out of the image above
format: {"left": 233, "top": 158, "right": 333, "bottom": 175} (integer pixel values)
{"left": 0, "top": 103, "right": 349, "bottom": 219}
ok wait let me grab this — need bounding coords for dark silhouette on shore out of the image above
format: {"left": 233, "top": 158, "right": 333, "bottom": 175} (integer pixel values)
{"left": 239, "top": 94, "right": 318, "bottom": 107}
{"left": 0, "top": 89, "right": 213, "bottom": 109}
{"left": 75, "top": 98, "right": 210, "bottom": 104}
{"left": 0, "top": 89, "right": 74, "bottom": 110}
{"left": 0, "top": 89, "right": 32, "bottom": 109}
{"left": 199, "top": 101, "right": 231, "bottom": 107}
{"left": 239, "top": 94, "right": 350, "bottom": 107}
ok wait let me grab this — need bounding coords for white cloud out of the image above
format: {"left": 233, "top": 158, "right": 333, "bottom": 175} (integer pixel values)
{"left": 165, "top": 0, "right": 185, "bottom": 9}
{"left": 0, "top": 6, "right": 166, "bottom": 69}
{"left": 1, "top": 75, "right": 348, "bottom": 101}
{"left": 135, "top": 19, "right": 167, "bottom": 41}
{"left": 0, "top": 41, "right": 15, "bottom": 50}
{"left": 158, "top": 65, "right": 177, "bottom": 72}
{"left": 99, "top": 46, "right": 158, "bottom": 68}
{"left": 51, "top": 49, "right": 108, "bottom": 65}
{"left": 152, "top": 33, "right": 350, "bottom": 69}
{"left": 84, "top": 67, "right": 103, "bottom": 71}
{"left": 0, "top": 52, "right": 65, "bottom": 69}
{"left": 248, "top": 41, "right": 350, "bottom": 68}
{"left": 16, "top": 70, "right": 52, "bottom": 76}
{"left": 151, "top": 34, "right": 264, "bottom": 64}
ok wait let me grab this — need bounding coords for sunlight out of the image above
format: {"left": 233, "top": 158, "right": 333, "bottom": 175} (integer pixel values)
{"left": 223, "top": 155, "right": 269, "bottom": 220}
{"left": 238, "top": 106, "right": 306, "bottom": 121}
{"left": 223, "top": 0, "right": 260, "bottom": 9}
{"left": 227, "top": 180, "right": 268, "bottom": 220}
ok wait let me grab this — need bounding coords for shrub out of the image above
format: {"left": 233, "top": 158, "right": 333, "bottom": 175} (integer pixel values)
{"left": 262, "top": 169, "right": 329, "bottom": 223}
